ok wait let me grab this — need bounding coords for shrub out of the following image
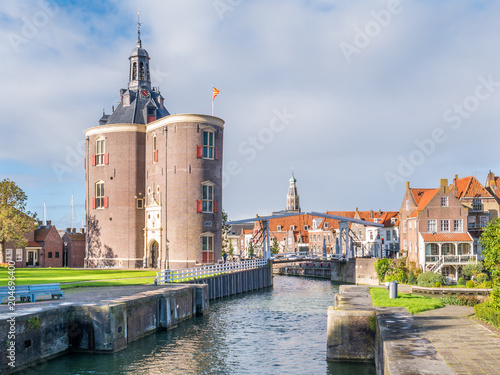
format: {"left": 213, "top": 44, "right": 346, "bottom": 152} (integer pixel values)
{"left": 417, "top": 272, "right": 446, "bottom": 287}
{"left": 407, "top": 272, "right": 417, "bottom": 285}
{"left": 458, "top": 277, "right": 466, "bottom": 286}
{"left": 375, "top": 258, "right": 392, "bottom": 282}
{"left": 462, "top": 260, "right": 484, "bottom": 278}
{"left": 434, "top": 281, "right": 442, "bottom": 288}
{"left": 478, "top": 281, "right": 493, "bottom": 289}
{"left": 0, "top": 263, "right": 9, "bottom": 269}
{"left": 491, "top": 287, "right": 500, "bottom": 310}
{"left": 475, "top": 302, "right": 500, "bottom": 329}
{"left": 476, "top": 273, "right": 489, "bottom": 284}
{"left": 442, "top": 294, "right": 481, "bottom": 307}
{"left": 466, "top": 280, "right": 475, "bottom": 288}
{"left": 384, "top": 274, "right": 397, "bottom": 282}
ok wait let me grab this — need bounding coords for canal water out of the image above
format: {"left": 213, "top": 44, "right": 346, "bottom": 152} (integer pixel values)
{"left": 30, "top": 276, "right": 376, "bottom": 375}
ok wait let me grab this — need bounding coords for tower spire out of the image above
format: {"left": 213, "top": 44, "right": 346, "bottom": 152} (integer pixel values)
{"left": 137, "top": 8, "right": 142, "bottom": 47}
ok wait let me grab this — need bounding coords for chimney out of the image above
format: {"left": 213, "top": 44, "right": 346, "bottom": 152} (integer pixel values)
{"left": 80, "top": 228, "right": 85, "bottom": 234}
{"left": 486, "top": 170, "right": 496, "bottom": 190}
{"left": 46, "top": 220, "right": 52, "bottom": 226}
{"left": 406, "top": 181, "right": 410, "bottom": 189}
{"left": 440, "top": 179, "right": 448, "bottom": 193}
{"left": 71, "top": 228, "right": 76, "bottom": 233}
{"left": 452, "top": 174, "right": 458, "bottom": 196}
{"left": 66, "top": 228, "right": 72, "bottom": 233}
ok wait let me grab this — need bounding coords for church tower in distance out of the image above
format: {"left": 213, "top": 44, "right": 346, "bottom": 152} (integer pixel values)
{"left": 85, "top": 23, "right": 224, "bottom": 269}
{"left": 286, "top": 172, "right": 301, "bottom": 213}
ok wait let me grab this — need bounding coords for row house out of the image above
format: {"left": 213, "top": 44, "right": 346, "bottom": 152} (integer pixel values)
{"left": 3, "top": 221, "right": 86, "bottom": 268}
{"left": 400, "top": 176, "right": 499, "bottom": 281}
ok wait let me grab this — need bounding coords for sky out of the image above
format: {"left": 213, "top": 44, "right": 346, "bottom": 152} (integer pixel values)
{"left": 1, "top": 0, "right": 500, "bottom": 229}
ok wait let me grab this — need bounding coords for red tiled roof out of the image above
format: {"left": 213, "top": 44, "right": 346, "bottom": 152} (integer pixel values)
{"left": 26, "top": 241, "right": 42, "bottom": 248}
{"left": 451, "top": 176, "right": 493, "bottom": 199}
{"left": 410, "top": 188, "right": 439, "bottom": 211}
{"left": 421, "top": 232, "right": 473, "bottom": 242}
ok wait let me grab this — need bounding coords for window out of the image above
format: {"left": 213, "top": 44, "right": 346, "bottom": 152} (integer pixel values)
{"left": 427, "top": 220, "right": 437, "bottom": 232}
{"left": 480, "top": 216, "right": 489, "bottom": 228}
{"left": 403, "top": 240, "right": 407, "bottom": 250}
{"left": 94, "top": 181, "right": 107, "bottom": 209}
{"left": 406, "top": 200, "right": 409, "bottom": 210}
{"left": 16, "top": 249, "right": 22, "bottom": 262}
{"left": 472, "top": 198, "right": 483, "bottom": 212}
{"left": 393, "top": 230, "right": 397, "bottom": 240}
{"left": 304, "top": 225, "right": 309, "bottom": 231}
{"left": 403, "top": 220, "right": 407, "bottom": 234}
{"left": 440, "top": 219, "right": 449, "bottom": 232}
{"left": 369, "top": 231, "right": 374, "bottom": 240}
{"left": 277, "top": 225, "right": 282, "bottom": 231}
{"left": 409, "top": 242, "right": 412, "bottom": 253}
{"left": 386, "top": 230, "right": 391, "bottom": 241}
{"left": 48, "top": 252, "right": 53, "bottom": 258}
{"left": 6, "top": 249, "right": 12, "bottom": 261}
{"left": 290, "top": 225, "right": 295, "bottom": 230}
{"left": 153, "top": 134, "right": 158, "bottom": 162}
{"left": 453, "top": 219, "right": 463, "bottom": 232}
{"left": 95, "top": 138, "right": 108, "bottom": 166}
{"left": 441, "top": 196, "right": 449, "bottom": 207}
{"left": 136, "top": 198, "right": 144, "bottom": 209}
{"left": 203, "top": 131, "right": 214, "bottom": 159}
{"left": 55, "top": 252, "right": 60, "bottom": 258}
{"left": 202, "top": 183, "right": 214, "bottom": 213}
{"left": 468, "top": 216, "right": 476, "bottom": 229}
{"left": 429, "top": 243, "right": 439, "bottom": 255}
{"left": 324, "top": 222, "right": 329, "bottom": 229}
{"left": 202, "top": 235, "right": 214, "bottom": 263}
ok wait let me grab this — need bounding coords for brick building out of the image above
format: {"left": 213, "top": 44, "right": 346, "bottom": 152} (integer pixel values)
{"left": 62, "top": 229, "right": 86, "bottom": 268}
{"left": 399, "top": 177, "right": 497, "bottom": 281}
{"left": 85, "top": 29, "right": 223, "bottom": 269}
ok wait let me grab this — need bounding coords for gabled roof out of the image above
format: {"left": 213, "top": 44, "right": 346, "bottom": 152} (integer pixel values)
{"left": 26, "top": 241, "right": 42, "bottom": 248}
{"left": 421, "top": 232, "right": 473, "bottom": 242}
{"left": 410, "top": 188, "right": 439, "bottom": 211}
{"left": 34, "top": 225, "right": 58, "bottom": 242}
{"left": 451, "top": 176, "right": 493, "bottom": 199}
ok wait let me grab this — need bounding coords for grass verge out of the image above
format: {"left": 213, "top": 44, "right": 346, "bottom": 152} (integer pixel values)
{"left": 370, "top": 287, "right": 444, "bottom": 314}
{"left": 0, "top": 268, "right": 158, "bottom": 286}
{"left": 60, "top": 278, "right": 155, "bottom": 289}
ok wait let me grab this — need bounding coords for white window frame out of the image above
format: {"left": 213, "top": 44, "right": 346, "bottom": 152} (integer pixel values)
{"left": 453, "top": 219, "right": 463, "bottom": 232}
{"left": 324, "top": 222, "right": 329, "bottom": 229}
{"left": 427, "top": 219, "right": 437, "bottom": 232}
{"left": 202, "top": 130, "right": 215, "bottom": 159}
{"left": 277, "top": 225, "right": 282, "bottom": 231}
{"left": 16, "top": 249, "right": 22, "bottom": 262}
{"left": 201, "top": 182, "right": 214, "bottom": 213}
{"left": 472, "top": 198, "right": 483, "bottom": 212}
{"left": 96, "top": 138, "right": 106, "bottom": 166}
{"left": 5, "top": 249, "right": 12, "bottom": 261}
{"left": 95, "top": 180, "right": 105, "bottom": 209}
{"left": 403, "top": 239, "right": 407, "bottom": 250}
{"left": 440, "top": 219, "right": 450, "bottom": 232}
{"left": 403, "top": 220, "right": 407, "bottom": 234}
{"left": 441, "top": 196, "right": 449, "bottom": 207}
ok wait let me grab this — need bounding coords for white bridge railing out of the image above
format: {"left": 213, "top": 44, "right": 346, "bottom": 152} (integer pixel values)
{"left": 157, "top": 258, "right": 268, "bottom": 283}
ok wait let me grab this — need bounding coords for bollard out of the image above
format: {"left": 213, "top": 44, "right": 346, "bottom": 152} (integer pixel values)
{"left": 389, "top": 280, "right": 398, "bottom": 299}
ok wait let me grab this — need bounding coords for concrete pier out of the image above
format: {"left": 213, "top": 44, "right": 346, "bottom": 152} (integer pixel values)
{"left": 0, "top": 284, "right": 208, "bottom": 374}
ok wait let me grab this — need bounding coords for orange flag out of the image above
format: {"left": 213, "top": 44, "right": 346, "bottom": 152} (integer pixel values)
{"left": 212, "top": 86, "right": 220, "bottom": 101}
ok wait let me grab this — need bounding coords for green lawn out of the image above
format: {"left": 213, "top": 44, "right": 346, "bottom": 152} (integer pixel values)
{"left": 370, "top": 287, "right": 444, "bottom": 314}
{"left": 0, "top": 268, "right": 158, "bottom": 287}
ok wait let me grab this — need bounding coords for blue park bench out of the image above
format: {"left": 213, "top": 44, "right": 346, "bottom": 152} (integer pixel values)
{"left": 0, "top": 283, "right": 64, "bottom": 303}
{"left": 0, "top": 285, "right": 32, "bottom": 302}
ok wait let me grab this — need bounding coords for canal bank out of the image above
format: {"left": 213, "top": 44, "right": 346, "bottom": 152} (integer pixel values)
{"left": 14, "top": 276, "right": 376, "bottom": 375}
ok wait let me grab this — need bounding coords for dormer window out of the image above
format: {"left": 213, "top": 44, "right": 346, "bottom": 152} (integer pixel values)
{"left": 147, "top": 107, "right": 156, "bottom": 124}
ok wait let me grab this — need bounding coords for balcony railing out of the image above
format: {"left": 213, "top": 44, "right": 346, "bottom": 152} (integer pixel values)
{"left": 425, "top": 254, "right": 477, "bottom": 264}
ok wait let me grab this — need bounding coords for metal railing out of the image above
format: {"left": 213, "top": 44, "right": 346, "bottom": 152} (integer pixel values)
{"left": 426, "top": 254, "right": 477, "bottom": 264}
{"left": 157, "top": 258, "right": 268, "bottom": 283}
{"left": 271, "top": 251, "right": 342, "bottom": 260}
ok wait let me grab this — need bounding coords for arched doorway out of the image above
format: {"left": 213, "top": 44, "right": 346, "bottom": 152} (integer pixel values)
{"left": 150, "top": 241, "right": 159, "bottom": 268}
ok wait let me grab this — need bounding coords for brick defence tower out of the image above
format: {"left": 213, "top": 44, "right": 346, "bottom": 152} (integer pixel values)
{"left": 85, "top": 26, "right": 224, "bottom": 269}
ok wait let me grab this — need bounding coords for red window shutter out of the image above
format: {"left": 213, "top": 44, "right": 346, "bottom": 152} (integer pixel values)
{"left": 92, "top": 198, "right": 96, "bottom": 209}
{"left": 148, "top": 115, "right": 156, "bottom": 123}
{"left": 154, "top": 150, "right": 158, "bottom": 163}
{"left": 215, "top": 147, "right": 219, "bottom": 160}
{"left": 103, "top": 197, "right": 108, "bottom": 208}
{"left": 202, "top": 252, "right": 208, "bottom": 263}
{"left": 209, "top": 252, "right": 214, "bottom": 263}
{"left": 196, "top": 200, "right": 203, "bottom": 213}
{"left": 92, "top": 155, "right": 96, "bottom": 166}
{"left": 214, "top": 201, "right": 218, "bottom": 213}
{"left": 104, "top": 153, "right": 109, "bottom": 165}
{"left": 196, "top": 145, "right": 203, "bottom": 158}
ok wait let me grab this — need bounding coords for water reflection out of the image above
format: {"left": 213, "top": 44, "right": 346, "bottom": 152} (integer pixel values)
{"left": 30, "top": 276, "right": 375, "bottom": 375}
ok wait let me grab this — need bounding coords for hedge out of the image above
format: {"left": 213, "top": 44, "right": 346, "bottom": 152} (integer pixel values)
{"left": 474, "top": 302, "right": 500, "bottom": 329}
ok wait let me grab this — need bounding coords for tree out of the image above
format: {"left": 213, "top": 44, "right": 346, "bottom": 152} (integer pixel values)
{"left": 247, "top": 242, "right": 254, "bottom": 259}
{"left": 0, "top": 179, "right": 38, "bottom": 262}
{"left": 271, "top": 237, "right": 280, "bottom": 255}
{"left": 480, "top": 218, "right": 500, "bottom": 285}
{"left": 221, "top": 209, "right": 231, "bottom": 256}
{"left": 374, "top": 258, "right": 391, "bottom": 282}
{"left": 462, "top": 259, "right": 484, "bottom": 279}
